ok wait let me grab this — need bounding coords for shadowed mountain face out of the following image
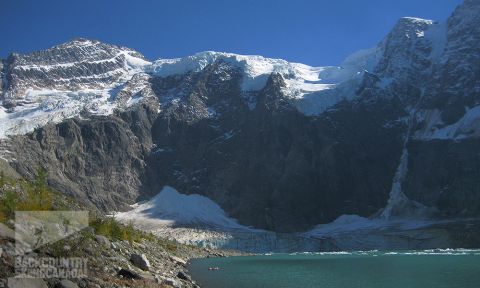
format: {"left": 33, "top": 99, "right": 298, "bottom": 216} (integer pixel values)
{"left": 1, "top": 1, "right": 479, "bottom": 232}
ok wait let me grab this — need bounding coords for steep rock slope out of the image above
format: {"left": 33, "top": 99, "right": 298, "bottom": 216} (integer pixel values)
{"left": 142, "top": 66, "right": 405, "bottom": 231}
{"left": 401, "top": 0, "right": 480, "bottom": 219}
{"left": 6, "top": 104, "right": 157, "bottom": 211}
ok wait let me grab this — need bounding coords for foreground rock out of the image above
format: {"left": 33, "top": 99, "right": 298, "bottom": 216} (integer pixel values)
{"left": 156, "top": 275, "right": 182, "bottom": 288}
{"left": 117, "top": 268, "right": 142, "bottom": 280}
{"left": 170, "top": 255, "right": 187, "bottom": 266}
{"left": 177, "top": 271, "right": 192, "bottom": 282}
{"left": 55, "top": 279, "right": 79, "bottom": 288}
{"left": 0, "top": 226, "right": 244, "bottom": 288}
{"left": 130, "top": 253, "right": 151, "bottom": 271}
{"left": 7, "top": 278, "right": 48, "bottom": 288}
{"left": 0, "top": 223, "right": 15, "bottom": 240}
{"left": 94, "top": 235, "right": 110, "bottom": 248}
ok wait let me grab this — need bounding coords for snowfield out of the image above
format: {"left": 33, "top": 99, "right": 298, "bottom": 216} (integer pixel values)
{"left": 0, "top": 40, "right": 384, "bottom": 139}
{"left": 303, "top": 214, "right": 448, "bottom": 238}
{"left": 113, "top": 186, "right": 456, "bottom": 253}
{"left": 415, "top": 106, "right": 480, "bottom": 140}
{"left": 0, "top": 88, "right": 117, "bottom": 139}
{"left": 1, "top": 15, "right": 467, "bottom": 140}
{"left": 147, "top": 50, "right": 376, "bottom": 116}
{"left": 115, "top": 186, "right": 251, "bottom": 230}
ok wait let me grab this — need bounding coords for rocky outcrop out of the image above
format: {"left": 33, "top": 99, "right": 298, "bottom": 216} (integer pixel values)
{"left": 5, "top": 103, "right": 158, "bottom": 211}
{"left": 130, "top": 253, "right": 151, "bottom": 271}
{"left": 404, "top": 139, "right": 480, "bottom": 217}
{"left": 55, "top": 279, "right": 79, "bottom": 288}
{"left": 419, "top": 0, "right": 480, "bottom": 119}
{"left": 94, "top": 235, "right": 111, "bottom": 247}
{"left": 6, "top": 278, "right": 48, "bottom": 288}
{"left": 0, "top": 59, "right": 5, "bottom": 96}
{"left": 0, "top": 217, "right": 242, "bottom": 288}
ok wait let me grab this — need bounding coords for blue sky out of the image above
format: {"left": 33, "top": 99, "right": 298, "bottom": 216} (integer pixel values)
{"left": 1, "top": 0, "right": 463, "bottom": 66}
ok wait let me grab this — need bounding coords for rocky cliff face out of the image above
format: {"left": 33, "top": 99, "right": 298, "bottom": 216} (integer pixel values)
{"left": 6, "top": 104, "right": 157, "bottom": 211}
{"left": 0, "top": 59, "right": 5, "bottom": 96}
{"left": 2, "top": 38, "right": 148, "bottom": 103}
{"left": 1, "top": 1, "right": 479, "bottom": 234}
{"left": 142, "top": 69, "right": 405, "bottom": 231}
{"left": 400, "top": 0, "right": 480, "bottom": 220}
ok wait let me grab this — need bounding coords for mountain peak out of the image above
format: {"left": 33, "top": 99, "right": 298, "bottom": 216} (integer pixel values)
{"left": 53, "top": 37, "right": 102, "bottom": 49}
{"left": 0, "top": 38, "right": 151, "bottom": 138}
{"left": 399, "top": 17, "right": 434, "bottom": 25}
{"left": 70, "top": 37, "right": 96, "bottom": 43}
{"left": 390, "top": 17, "right": 435, "bottom": 39}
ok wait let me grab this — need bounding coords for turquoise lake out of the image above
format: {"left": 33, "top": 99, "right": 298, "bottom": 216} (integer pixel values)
{"left": 188, "top": 250, "right": 480, "bottom": 288}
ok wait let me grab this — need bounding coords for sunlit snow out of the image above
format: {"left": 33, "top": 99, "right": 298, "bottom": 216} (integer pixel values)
{"left": 115, "top": 186, "right": 250, "bottom": 230}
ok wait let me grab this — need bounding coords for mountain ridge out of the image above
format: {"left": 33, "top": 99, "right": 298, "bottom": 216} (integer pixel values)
{"left": 0, "top": 12, "right": 457, "bottom": 140}
{"left": 0, "top": 15, "right": 439, "bottom": 139}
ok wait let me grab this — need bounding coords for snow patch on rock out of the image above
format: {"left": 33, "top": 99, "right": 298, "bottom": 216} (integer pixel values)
{"left": 415, "top": 105, "right": 480, "bottom": 140}
{"left": 148, "top": 51, "right": 335, "bottom": 92}
{"left": 148, "top": 50, "right": 378, "bottom": 115}
{"left": 304, "top": 214, "right": 448, "bottom": 238}
{"left": 0, "top": 88, "right": 118, "bottom": 138}
{"left": 115, "top": 186, "right": 250, "bottom": 230}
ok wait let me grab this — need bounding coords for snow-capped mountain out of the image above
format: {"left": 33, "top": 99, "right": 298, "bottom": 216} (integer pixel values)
{"left": 1, "top": 8, "right": 473, "bottom": 140}
{"left": 1, "top": 0, "right": 479, "bottom": 248}
{"left": 0, "top": 40, "right": 372, "bottom": 138}
{"left": 0, "top": 38, "right": 152, "bottom": 137}
{"left": 4, "top": 38, "right": 149, "bottom": 98}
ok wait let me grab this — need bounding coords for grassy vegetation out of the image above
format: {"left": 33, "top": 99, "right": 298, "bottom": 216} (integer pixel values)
{"left": 90, "top": 216, "right": 156, "bottom": 243}
{"left": 0, "top": 169, "right": 56, "bottom": 224}
{"left": 0, "top": 170, "right": 157, "bottom": 244}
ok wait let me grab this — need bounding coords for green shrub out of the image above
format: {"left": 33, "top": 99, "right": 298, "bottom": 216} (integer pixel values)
{"left": 90, "top": 216, "right": 149, "bottom": 243}
{"left": 1, "top": 190, "right": 18, "bottom": 220}
{"left": 0, "top": 169, "right": 57, "bottom": 223}
{"left": 0, "top": 170, "right": 156, "bottom": 244}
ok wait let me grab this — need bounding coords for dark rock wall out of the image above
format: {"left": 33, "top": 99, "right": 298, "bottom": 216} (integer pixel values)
{"left": 7, "top": 103, "right": 157, "bottom": 211}
{"left": 405, "top": 139, "right": 480, "bottom": 217}
{"left": 140, "top": 68, "right": 406, "bottom": 232}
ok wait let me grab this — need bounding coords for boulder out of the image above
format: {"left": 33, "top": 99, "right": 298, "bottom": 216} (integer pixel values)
{"left": 130, "top": 253, "right": 151, "bottom": 271}
{"left": 94, "top": 235, "right": 110, "bottom": 248}
{"left": 177, "top": 271, "right": 191, "bottom": 282}
{"left": 55, "top": 279, "right": 79, "bottom": 288}
{"left": 7, "top": 278, "right": 48, "bottom": 288}
{"left": 0, "top": 223, "right": 15, "bottom": 240}
{"left": 117, "top": 268, "right": 142, "bottom": 280}
{"left": 156, "top": 275, "right": 181, "bottom": 288}
{"left": 169, "top": 255, "right": 187, "bottom": 266}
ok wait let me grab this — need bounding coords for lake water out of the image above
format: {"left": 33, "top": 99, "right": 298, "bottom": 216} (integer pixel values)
{"left": 188, "top": 250, "right": 480, "bottom": 288}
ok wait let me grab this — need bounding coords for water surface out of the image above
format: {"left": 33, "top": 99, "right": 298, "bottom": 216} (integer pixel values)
{"left": 189, "top": 250, "right": 480, "bottom": 288}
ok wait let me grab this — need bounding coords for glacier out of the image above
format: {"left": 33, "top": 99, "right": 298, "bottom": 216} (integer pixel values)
{"left": 0, "top": 15, "right": 462, "bottom": 140}
{"left": 0, "top": 37, "right": 386, "bottom": 138}
{"left": 114, "top": 186, "right": 458, "bottom": 253}
{"left": 115, "top": 186, "right": 250, "bottom": 230}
